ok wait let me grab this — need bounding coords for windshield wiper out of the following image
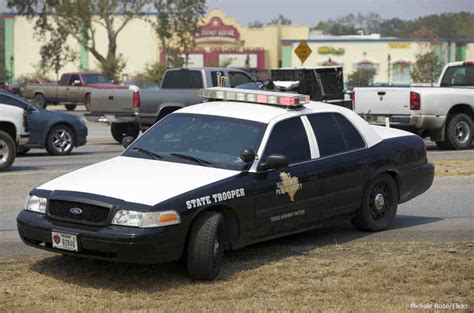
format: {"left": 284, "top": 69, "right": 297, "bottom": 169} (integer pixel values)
{"left": 131, "top": 147, "right": 162, "bottom": 160}
{"left": 170, "top": 153, "right": 212, "bottom": 167}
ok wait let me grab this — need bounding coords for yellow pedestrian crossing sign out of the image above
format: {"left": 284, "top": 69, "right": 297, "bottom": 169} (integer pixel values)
{"left": 295, "top": 41, "right": 312, "bottom": 65}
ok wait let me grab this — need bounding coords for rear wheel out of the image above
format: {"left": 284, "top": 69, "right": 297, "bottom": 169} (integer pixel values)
{"left": 440, "top": 114, "right": 473, "bottom": 150}
{"left": 33, "top": 93, "right": 47, "bottom": 109}
{"left": 352, "top": 174, "right": 398, "bottom": 232}
{"left": 0, "top": 131, "right": 16, "bottom": 171}
{"left": 110, "top": 123, "right": 140, "bottom": 144}
{"left": 46, "top": 125, "right": 75, "bottom": 155}
{"left": 64, "top": 104, "right": 77, "bottom": 111}
{"left": 187, "top": 211, "right": 225, "bottom": 281}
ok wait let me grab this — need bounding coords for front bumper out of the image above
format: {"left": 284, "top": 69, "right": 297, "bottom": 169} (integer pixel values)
{"left": 18, "top": 132, "right": 30, "bottom": 145}
{"left": 75, "top": 125, "right": 88, "bottom": 147}
{"left": 17, "top": 210, "right": 186, "bottom": 264}
{"left": 399, "top": 162, "right": 435, "bottom": 204}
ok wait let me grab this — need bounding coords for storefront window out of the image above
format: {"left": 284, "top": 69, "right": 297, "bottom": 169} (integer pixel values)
{"left": 392, "top": 61, "right": 411, "bottom": 83}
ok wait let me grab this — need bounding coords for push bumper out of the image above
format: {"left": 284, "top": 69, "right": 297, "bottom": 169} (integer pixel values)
{"left": 17, "top": 210, "right": 186, "bottom": 264}
{"left": 399, "top": 162, "right": 435, "bottom": 204}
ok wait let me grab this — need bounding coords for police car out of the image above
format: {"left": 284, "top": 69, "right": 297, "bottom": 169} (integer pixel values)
{"left": 17, "top": 88, "right": 434, "bottom": 280}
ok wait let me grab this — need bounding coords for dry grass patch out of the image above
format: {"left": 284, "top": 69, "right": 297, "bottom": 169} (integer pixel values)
{"left": 434, "top": 160, "right": 474, "bottom": 177}
{"left": 0, "top": 241, "right": 472, "bottom": 312}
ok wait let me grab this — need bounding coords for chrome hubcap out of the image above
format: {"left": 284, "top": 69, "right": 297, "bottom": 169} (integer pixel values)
{"left": 213, "top": 239, "right": 220, "bottom": 256}
{"left": 0, "top": 139, "right": 9, "bottom": 164}
{"left": 374, "top": 193, "right": 385, "bottom": 210}
{"left": 52, "top": 129, "right": 72, "bottom": 152}
{"left": 455, "top": 121, "right": 470, "bottom": 144}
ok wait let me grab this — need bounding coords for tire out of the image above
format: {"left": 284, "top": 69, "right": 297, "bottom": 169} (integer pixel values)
{"left": 0, "top": 131, "right": 16, "bottom": 171}
{"left": 441, "top": 114, "right": 473, "bottom": 150}
{"left": 46, "top": 125, "right": 75, "bottom": 155}
{"left": 16, "top": 146, "right": 30, "bottom": 155}
{"left": 352, "top": 174, "right": 398, "bottom": 232}
{"left": 33, "top": 93, "right": 47, "bottom": 109}
{"left": 110, "top": 123, "right": 140, "bottom": 144}
{"left": 64, "top": 104, "right": 77, "bottom": 111}
{"left": 187, "top": 211, "right": 225, "bottom": 281}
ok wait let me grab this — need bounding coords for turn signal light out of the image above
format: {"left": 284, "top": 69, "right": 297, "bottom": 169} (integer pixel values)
{"left": 410, "top": 91, "right": 421, "bottom": 110}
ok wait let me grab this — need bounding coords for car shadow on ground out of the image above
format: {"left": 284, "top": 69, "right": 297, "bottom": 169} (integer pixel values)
{"left": 28, "top": 214, "right": 442, "bottom": 292}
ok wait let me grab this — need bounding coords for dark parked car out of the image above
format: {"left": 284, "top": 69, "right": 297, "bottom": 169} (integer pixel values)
{"left": 0, "top": 92, "right": 87, "bottom": 155}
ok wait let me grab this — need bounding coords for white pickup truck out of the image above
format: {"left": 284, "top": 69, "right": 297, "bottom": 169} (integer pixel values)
{"left": 353, "top": 61, "right": 474, "bottom": 149}
{"left": 0, "top": 99, "right": 30, "bottom": 171}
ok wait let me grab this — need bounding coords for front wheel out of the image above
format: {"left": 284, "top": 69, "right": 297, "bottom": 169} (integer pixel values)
{"left": 33, "top": 93, "right": 47, "bottom": 109}
{"left": 352, "top": 174, "right": 398, "bottom": 232}
{"left": 187, "top": 211, "right": 225, "bottom": 281}
{"left": 0, "top": 131, "right": 16, "bottom": 171}
{"left": 110, "top": 123, "right": 139, "bottom": 144}
{"left": 46, "top": 125, "right": 75, "bottom": 155}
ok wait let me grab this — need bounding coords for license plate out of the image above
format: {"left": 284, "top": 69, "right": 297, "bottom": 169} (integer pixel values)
{"left": 52, "top": 232, "right": 78, "bottom": 252}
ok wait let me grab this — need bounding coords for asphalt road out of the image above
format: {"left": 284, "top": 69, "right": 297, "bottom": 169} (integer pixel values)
{"left": 0, "top": 105, "right": 473, "bottom": 259}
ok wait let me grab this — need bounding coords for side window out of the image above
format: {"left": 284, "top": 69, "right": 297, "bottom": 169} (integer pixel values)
{"left": 59, "top": 75, "right": 69, "bottom": 85}
{"left": 69, "top": 74, "right": 80, "bottom": 85}
{"left": 261, "top": 117, "right": 310, "bottom": 164}
{"left": 440, "top": 66, "right": 470, "bottom": 87}
{"left": 229, "top": 72, "right": 252, "bottom": 87}
{"left": 307, "top": 113, "right": 365, "bottom": 157}
{"left": 0, "top": 94, "right": 27, "bottom": 109}
{"left": 307, "top": 113, "right": 346, "bottom": 157}
{"left": 333, "top": 114, "right": 365, "bottom": 150}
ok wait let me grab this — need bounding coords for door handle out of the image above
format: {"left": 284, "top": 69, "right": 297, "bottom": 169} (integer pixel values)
{"left": 377, "top": 91, "right": 386, "bottom": 96}
{"left": 108, "top": 96, "right": 114, "bottom": 100}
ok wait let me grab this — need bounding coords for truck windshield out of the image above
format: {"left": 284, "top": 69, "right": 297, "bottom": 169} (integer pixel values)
{"left": 82, "top": 74, "right": 111, "bottom": 84}
{"left": 161, "top": 70, "right": 203, "bottom": 89}
{"left": 440, "top": 65, "right": 474, "bottom": 87}
{"left": 123, "top": 113, "right": 265, "bottom": 170}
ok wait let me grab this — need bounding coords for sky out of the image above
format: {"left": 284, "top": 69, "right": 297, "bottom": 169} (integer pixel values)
{"left": 206, "top": 0, "right": 474, "bottom": 26}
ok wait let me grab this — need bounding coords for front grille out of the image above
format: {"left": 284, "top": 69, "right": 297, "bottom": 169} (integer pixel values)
{"left": 47, "top": 200, "right": 111, "bottom": 226}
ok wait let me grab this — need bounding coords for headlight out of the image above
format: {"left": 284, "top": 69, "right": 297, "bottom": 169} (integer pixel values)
{"left": 25, "top": 195, "right": 47, "bottom": 214}
{"left": 111, "top": 210, "right": 180, "bottom": 228}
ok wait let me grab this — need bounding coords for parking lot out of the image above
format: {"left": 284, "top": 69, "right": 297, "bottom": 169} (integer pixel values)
{"left": 0, "top": 105, "right": 472, "bottom": 310}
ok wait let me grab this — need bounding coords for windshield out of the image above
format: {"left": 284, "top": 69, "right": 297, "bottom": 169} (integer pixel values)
{"left": 123, "top": 113, "right": 266, "bottom": 170}
{"left": 82, "top": 74, "right": 111, "bottom": 84}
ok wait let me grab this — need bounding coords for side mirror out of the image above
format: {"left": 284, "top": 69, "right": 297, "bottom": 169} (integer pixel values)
{"left": 72, "top": 80, "right": 82, "bottom": 86}
{"left": 121, "top": 136, "right": 135, "bottom": 149}
{"left": 258, "top": 154, "right": 289, "bottom": 171}
{"left": 240, "top": 148, "right": 255, "bottom": 163}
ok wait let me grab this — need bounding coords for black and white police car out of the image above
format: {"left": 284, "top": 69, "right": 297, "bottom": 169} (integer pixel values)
{"left": 17, "top": 88, "right": 434, "bottom": 280}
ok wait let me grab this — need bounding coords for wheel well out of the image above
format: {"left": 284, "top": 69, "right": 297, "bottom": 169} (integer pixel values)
{"left": 0, "top": 122, "right": 16, "bottom": 142}
{"left": 386, "top": 170, "right": 401, "bottom": 201}
{"left": 187, "top": 206, "right": 241, "bottom": 251}
{"left": 156, "top": 106, "right": 181, "bottom": 122}
{"left": 447, "top": 104, "right": 473, "bottom": 121}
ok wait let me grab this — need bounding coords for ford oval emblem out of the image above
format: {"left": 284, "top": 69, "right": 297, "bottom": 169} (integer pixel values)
{"left": 70, "top": 207, "right": 83, "bottom": 215}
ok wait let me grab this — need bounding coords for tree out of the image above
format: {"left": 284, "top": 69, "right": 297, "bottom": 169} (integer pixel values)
{"left": 269, "top": 14, "right": 292, "bottom": 25}
{"left": 12, "top": 0, "right": 151, "bottom": 81}
{"left": 248, "top": 20, "right": 264, "bottom": 28}
{"left": 348, "top": 68, "right": 376, "bottom": 87}
{"left": 154, "top": 0, "right": 206, "bottom": 68}
{"left": 132, "top": 62, "right": 168, "bottom": 87}
{"left": 410, "top": 27, "right": 441, "bottom": 83}
{"left": 0, "top": 66, "right": 11, "bottom": 82}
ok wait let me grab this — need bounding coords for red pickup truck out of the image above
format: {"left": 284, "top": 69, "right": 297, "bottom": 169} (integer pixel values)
{"left": 21, "top": 72, "right": 126, "bottom": 111}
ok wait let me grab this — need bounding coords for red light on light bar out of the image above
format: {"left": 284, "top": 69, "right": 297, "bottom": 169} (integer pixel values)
{"left": 256, "top": 95, "right": 268, "bottom": 103}
{"left": 464, "top": 61, "right": 474, "bottom": 66}
{"left": 279, "top": 96, "right": 296, "bottom": 106}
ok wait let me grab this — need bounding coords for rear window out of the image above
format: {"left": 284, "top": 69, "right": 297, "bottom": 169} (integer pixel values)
{"left": 440, "top": 65, "right": 474, "bottom": 87}
{"left": 161, "top": 70, "right": 203, "bottom": 89}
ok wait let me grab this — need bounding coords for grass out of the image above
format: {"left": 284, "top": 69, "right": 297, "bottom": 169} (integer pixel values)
{"left": 434, "top": 160, "right": 474, "bottom": 177}
{"left": 0, "top": 241, "right": 472, "bottom": 312}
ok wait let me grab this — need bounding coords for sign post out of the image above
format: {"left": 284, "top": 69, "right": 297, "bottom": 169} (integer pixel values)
{"left": 294, "top": 41, "right": 312, "bottom": 66}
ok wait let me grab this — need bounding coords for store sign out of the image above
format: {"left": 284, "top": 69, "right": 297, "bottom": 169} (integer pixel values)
{"left": 388, "top": 42, "right": 411, "bottom": 49}
{"left": 318, "top": 46, "right": 345, "bottom": 55}
{"left": 195, "top": 16, "right": 240, "bottom": 43}
{"left": 219, "top": 54, "right": 258, "bottom": 68}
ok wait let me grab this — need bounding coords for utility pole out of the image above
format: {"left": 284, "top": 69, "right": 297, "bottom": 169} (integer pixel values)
{"left": 387, "top": 54, "right": 391, "bottom": 84}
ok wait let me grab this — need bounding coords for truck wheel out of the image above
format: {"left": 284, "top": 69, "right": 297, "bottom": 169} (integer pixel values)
{"left": 351, "top": 174, "right": 398, "bottom": 232}
{"left": 187, "top": 211, "right": 225, "bottom": 281}
{"left": 46, "top": 125, "right": 75, "bottom": 155}
{"left": 33, "top": 93, "right": 47, "bottom": 109}
{"left": 64, "top": 104, "right": 77, "bottom": 111}
{"left": 443, "top": 114, "right": 473, "bottom": 150}
{"left": 0, "top": 131, "right": 16, "bottom": 171}
{"left": 110, "top": 123, "right": 140, "bottom": 144}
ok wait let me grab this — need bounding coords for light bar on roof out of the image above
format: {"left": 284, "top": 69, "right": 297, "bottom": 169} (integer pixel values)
{"left": 200, "top": 87, "right": 310, "bottom": 107}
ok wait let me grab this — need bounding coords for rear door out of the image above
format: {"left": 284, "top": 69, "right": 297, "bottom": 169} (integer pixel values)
{"left": 253, "top": 117, "right": 322, "bottom": 238}
{"left": 354, "top": 87, "right": 411, "bottom": 116}
{"left": 307, "top": 112, "right": 370, "bottom": 218}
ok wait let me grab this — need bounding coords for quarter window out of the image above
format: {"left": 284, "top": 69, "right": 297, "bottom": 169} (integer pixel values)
{"left": 307, "top": 113, "right": 365, "bottom": 157}
{"left": 261, "top": 117, "right": 310, "bottom": 164}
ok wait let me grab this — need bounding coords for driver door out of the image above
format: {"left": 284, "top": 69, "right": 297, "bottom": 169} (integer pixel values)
{"left": 253, "top": 117, "right": 322, "bottom": 238}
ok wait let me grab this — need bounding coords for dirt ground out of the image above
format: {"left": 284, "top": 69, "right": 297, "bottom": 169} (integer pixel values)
{"left": 434, "top": 160, "right": 474, "bottom": 177}
{"left": 0, "top": 241, "right": 472, "bottom": 312}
